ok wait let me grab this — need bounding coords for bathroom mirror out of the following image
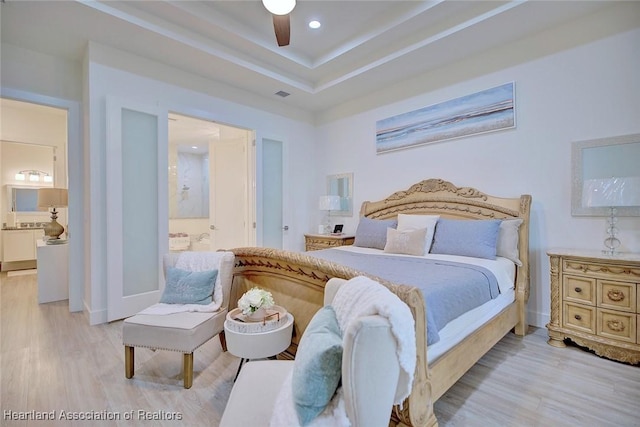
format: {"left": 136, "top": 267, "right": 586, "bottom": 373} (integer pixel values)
{"left": 572, "top": 133, "right": 640, "bottom": 217}
{"left": 327, "top": 173, "right": 353, "bottom": 216}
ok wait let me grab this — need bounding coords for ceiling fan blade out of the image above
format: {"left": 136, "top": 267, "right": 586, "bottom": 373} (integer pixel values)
{"left": 272, "top": 14, "right": 290, "bottom": 47}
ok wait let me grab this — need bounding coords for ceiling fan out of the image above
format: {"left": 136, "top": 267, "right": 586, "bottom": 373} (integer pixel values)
{"left": 262, "top": 0, "right": 296, "bottom": 47}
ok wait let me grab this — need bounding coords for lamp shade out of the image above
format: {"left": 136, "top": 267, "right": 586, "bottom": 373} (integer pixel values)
{"left": 319, "top": 195, "right": 341, "bottom": 211}
{"left": 582, "top": 176, "right": 640, "bottom": 207}
{"left": 37, "top": 188, "right": 68, "bottom": 209}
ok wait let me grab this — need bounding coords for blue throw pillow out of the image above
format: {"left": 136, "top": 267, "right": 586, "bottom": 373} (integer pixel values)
{"left": 430, "top": 219, "right": 501, "bottom": 259}
{"left": 353, "top": 217, "right": 398, "bottom": 250}
{"left": 292, "top": 306, "right": 343, "bottom": 426}
{"left": 159, "top": 267, "right": 218, "bottom": 305}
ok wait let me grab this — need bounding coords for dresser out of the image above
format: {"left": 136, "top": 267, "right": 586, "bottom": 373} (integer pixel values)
{"left": 304, "top": 233, "right": 355, "bottom": 251}
{"left": 547, "top": 249, "right": 640, "bottom": 364}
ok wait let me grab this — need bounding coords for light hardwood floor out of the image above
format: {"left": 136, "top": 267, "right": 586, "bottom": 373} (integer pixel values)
{"left": 1, "top": 272, "right": 638, "bottom": 427}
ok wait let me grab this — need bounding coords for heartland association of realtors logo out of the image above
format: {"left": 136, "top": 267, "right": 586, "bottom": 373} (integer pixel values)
{"left": 3, "top": 409, "right": 183, "bottom": 421}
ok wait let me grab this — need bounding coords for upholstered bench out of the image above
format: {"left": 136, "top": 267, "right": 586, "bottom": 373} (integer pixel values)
{"left": 123, "top": 251, "right": 235, "bottom": 389}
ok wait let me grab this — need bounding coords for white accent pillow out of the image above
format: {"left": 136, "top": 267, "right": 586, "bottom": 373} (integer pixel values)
{"left": 496, "top": 219, "right": 523, "bottom": 266}
{"left": 397, "top": 214, "right": 440, "bottom": 254}
{"left": 384, "top": 228, "right": 427, "bottom": 256}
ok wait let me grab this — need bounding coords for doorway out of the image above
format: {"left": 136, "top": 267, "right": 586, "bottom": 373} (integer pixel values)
{"left": 168, "top": 113, "right": 255, "bottom": 252}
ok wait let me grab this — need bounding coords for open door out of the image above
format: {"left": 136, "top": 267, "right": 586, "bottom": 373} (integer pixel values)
{"left": 106, "top": 98, "right": 168, "bottom": 321}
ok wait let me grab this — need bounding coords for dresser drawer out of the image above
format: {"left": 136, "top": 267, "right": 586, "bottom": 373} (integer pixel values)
{"left": 563, "top": 259, "right": 640, "bottom": 282}
{"left": 563, "top": 302, "right": 596, "bottom": 334}
{"left": 563, "top": 275, "right": 595, "bottom": 305}
{"left": 597, "top": 308, "right": 636, "bottom": 343}
{"left": 597, "top": 280, "right": 636, "bottom": 313}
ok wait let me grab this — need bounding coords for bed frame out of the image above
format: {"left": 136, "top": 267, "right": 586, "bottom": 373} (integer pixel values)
{"left": 230, "top": 178, "right": 531, "bottom": 427}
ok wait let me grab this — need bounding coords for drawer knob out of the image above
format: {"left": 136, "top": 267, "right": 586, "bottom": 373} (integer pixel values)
{"left": 574, "top": 314, "right": 582, "bottom": 321}
{"left": 574, "top": 287, "right": 582, "bottom": 293}
{"left": 606, "top": 289, "right": 625, "bottom": 302}
{"left": 606, "top": 320, "right": 625, "bottom": 332}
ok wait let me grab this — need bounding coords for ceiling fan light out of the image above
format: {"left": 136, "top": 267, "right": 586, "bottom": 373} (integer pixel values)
{"left": 262, "top": 0, "right": 295, "bottom": 16}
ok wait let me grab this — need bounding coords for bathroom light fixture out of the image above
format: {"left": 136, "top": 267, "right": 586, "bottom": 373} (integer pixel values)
{"left": 15, "top": 170, "right": 53, "bottom": 183}
{"left": 309, "top": 20, "right": 321, "bottom": 29}
{"left": 583, "top": 176, "right": 640, "bottom": 255}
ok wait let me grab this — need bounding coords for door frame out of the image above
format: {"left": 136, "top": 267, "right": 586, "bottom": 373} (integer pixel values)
{"left": 1, "top": 88, "right": 83, "bottom": 312}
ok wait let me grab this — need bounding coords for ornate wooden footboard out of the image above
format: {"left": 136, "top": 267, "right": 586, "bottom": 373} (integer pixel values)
{"left": 230, "top": 179, "right": 531, "bottom": 427}
{"left": 230, "top": 247, "right": 435, "bottom": 427}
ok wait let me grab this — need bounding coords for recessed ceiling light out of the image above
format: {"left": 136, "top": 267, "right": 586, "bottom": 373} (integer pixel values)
{"left": 192, "top": 146, "right": 198, "bottom": 149}
{"left": 308, "top": 20, "right": 321, "bottom": 29}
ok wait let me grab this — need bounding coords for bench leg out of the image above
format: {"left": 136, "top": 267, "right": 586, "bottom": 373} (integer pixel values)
{"left": 183, "top": 353, "right": 193, "bottom": 389}
{"left": 219, "top": 330, "right": 227, "bottom": 352}
{"left": 125, "top": 346, "right": 134, "bottom": 379}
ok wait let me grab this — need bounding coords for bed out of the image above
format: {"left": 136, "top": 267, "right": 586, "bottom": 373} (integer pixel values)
{"left": 230, "top": 178, "right": 531, "bottom": 427}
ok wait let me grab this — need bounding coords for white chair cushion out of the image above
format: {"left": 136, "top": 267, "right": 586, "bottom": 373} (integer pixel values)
{"left": 123, "top": 310, "right": 225, "bottom": 353}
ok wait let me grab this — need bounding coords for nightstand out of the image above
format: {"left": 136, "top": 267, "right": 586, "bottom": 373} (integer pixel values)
{"left": 304, "top": 233, "right": 355, "bottom": 251}
{"left": 547, "top": 249, "right": 640, "bottom": 364}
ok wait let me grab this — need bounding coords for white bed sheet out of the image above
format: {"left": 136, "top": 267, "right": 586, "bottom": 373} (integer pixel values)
{"left": 332, "top": 246, "right": 516, "bottom": 363}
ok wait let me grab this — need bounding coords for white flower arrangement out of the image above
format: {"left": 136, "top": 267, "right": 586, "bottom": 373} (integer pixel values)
{"left": 238, "top": 287, "right": 275, "bottom": 316}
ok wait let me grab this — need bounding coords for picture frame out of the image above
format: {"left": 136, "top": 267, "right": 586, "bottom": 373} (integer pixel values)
{"left": 332, "top": 224, "right": 344, "bottom": 234}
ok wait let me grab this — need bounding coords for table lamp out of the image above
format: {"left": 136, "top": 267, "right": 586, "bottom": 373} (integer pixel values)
{"left": 582, "top": 176, "right": 640, "bottom": 255}
{"left": 37, "top": 188, "right": 68, "bottom": 241}
{"left": 318, "top": 195, "right": 341, "bottom": 234}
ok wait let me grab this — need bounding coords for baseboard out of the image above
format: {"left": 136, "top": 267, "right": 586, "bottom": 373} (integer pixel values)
{"left": 528, "top": 310, "right": 549, "bottom": 329}
{"left": 84, "top": 301, "right": 108, "bottom": 325}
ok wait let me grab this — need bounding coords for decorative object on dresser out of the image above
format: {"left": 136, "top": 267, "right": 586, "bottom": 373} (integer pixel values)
{"left": 304, "top": 233, "right": 355, "bottom": 252}
{"left": 547, "top": 249, "right": 640, "bottom": 365}
{"left": 318, "top": 195, "right": 341, "bottom": 234}
{"left": 582, "top": 176, "right": 640, "bottom": 255}
{"left": 37, "top": 188, "right": 68, "bottom": 241}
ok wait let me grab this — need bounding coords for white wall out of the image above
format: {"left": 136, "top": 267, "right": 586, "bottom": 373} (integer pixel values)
{"left": 315, "top": 27, "right": 640, "bottom": 328}
{"left": 84, "top": 42, "right": 317, "bottom": 324}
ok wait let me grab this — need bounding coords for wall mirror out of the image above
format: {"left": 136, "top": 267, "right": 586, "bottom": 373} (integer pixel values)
{"left": 327, "top": 173, "right": 353, "bottom": 216}
{"left": 572, "top": 133, "right": 640, "bottom": 217}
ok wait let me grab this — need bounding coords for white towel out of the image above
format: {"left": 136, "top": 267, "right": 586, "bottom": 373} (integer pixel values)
{"left": 138, "top": 251, "right": 227, "bottom": 316}
{"left": 332, "top": 276, "right": 416, "bottom": 404}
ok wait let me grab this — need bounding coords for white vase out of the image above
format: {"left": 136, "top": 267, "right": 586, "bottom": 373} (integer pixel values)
{"left": 246, "top": 307, "right": 267, "bottom": 321}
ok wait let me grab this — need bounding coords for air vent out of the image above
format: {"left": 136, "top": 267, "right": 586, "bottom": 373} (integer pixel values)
{"left": 275, "top": 90, "right": 290, "bottom": 98}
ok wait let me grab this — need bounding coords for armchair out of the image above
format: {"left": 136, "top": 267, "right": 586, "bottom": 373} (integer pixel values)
{"left": 122, "top": 251, "right": 235, "bottom": 388}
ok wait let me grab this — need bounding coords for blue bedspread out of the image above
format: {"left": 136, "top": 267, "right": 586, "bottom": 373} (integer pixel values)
{"left": 310, "top": 249, "right": 499, "bottom": 345}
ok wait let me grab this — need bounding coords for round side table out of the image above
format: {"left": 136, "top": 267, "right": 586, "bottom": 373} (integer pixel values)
{"left": 224, "top": 310, "right": 294, "bottom": 381}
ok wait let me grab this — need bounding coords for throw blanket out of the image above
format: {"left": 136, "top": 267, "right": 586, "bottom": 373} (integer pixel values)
{"left": 311, "top": 249, "right": 499, "bottom": 345}
{"left": 269, "top": 276, "right": 415, "bottom": 427}
{"left": 138, "top": 251, "right": 226, "bottom": 315}
{"left": 332, "top": 276, "right": 416, "bottom": 404}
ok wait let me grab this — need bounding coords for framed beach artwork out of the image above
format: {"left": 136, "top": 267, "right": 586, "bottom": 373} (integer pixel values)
{"left": 376, "top": 82, "right": 515, "bottom": 154}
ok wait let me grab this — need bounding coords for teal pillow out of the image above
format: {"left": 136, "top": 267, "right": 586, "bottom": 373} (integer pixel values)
{"left": 159, "top": 267, "right": 218, "bottom": 305}
{"left": 292, "top": 306, "right": 343, "bottom": 426}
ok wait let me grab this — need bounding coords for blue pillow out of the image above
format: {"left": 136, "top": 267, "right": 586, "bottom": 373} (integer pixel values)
{"left": 353, "top": 217, "right": 398, "bottom": 250}
{"left": 430, "top": 219, "right": 501, "bottom": 259}
{"left": 292, "top": 306, "right": 343, "bottom": 426}
{"left": 159, "top": 267, "right": 218, "bottom": 305}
